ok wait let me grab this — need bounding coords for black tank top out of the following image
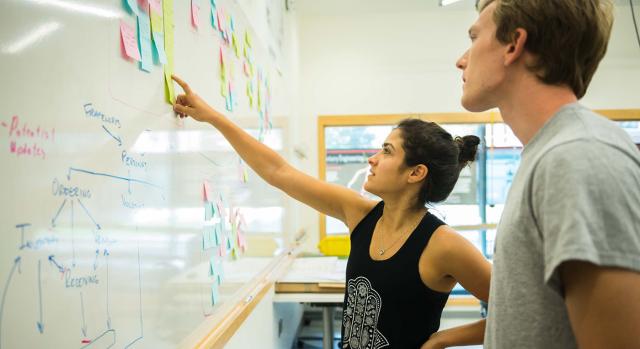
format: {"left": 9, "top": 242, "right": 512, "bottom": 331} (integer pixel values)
{"left": 341, "top": 201, "right": 450, "bottom": 349}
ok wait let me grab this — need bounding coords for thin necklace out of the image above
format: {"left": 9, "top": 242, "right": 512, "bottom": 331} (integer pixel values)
{"left": 377, "top": 210, "right": 425, "bottom": 256}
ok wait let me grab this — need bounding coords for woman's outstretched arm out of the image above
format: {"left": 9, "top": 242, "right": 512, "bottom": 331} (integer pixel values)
{"left": 171, "top": 75, "right": 375, "bottom": 229}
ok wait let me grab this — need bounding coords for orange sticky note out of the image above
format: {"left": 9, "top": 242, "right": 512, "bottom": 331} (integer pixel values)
{"left": 120, "top": 20, "right": 141, "bottom": 61}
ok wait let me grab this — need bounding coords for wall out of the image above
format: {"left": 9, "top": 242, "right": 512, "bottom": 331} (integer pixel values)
{"left": 224, "top": 287, "right": 304, "bottom": 349}
{"left": 291, "top": 4, "right": 640, "bottom": 252}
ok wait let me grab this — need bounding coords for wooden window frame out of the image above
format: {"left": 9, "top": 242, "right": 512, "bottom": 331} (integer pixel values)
{"left": 317, "top": 109, "right": 640, "bottom": 239}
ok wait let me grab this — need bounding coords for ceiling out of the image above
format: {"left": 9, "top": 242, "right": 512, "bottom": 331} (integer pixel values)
{"left": 292, "top": 0, "right": 637, "bottom": 16}
{"left": 292, "top": 0, "right": 477, "bottom": 16}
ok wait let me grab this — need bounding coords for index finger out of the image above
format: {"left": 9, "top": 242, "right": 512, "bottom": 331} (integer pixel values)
{"left": 171, "top": 74, "right": 192, "bottom": 94}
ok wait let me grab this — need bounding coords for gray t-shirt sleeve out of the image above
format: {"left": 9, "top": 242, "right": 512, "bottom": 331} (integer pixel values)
{"left": 531, "top": 139, "right": 640, "bottom": 293}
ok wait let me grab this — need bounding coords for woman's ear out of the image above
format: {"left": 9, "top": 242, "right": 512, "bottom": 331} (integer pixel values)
{"left": 408, "top": 164, "right": 428, "bottom": 184}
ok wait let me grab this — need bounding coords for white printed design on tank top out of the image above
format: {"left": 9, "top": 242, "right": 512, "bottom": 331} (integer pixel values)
{"left": 342, "top": 276, "right": 389, "bottom": 349}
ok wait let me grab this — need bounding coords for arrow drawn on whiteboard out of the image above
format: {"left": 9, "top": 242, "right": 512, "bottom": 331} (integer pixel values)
{"left": 80, "top": 292, "right": 87, "bottom": 337}
{"left": 51, "top": 199, "right": 67, "bottom": 228}
{"left": 0, "top": 257, "right": 22, "bottom": 349}
{"left": 67, "top": 167, "right": 163, "bottom": 191}
{"left": 80, "top": 328, "right": 116, "bottom": 349}
{"left": 92, "top": 249, "right": 99, "bottom": 271}
{"left": 37, "top": 259, "right": 44, "bottom": 333}
{"left": 48, "top": 255, "right": 66, "bottom": 273}
{"left": 77, "top": 199, "right": 102, "bottom": 230}
{"left": 105, "top": 249, "right": 111, "bottom": 330}
{"left": 123, "top": 245, "right": 144, "bottom": 348}
{"left": 101, "top": 125, "right": 122, "bottom": 146}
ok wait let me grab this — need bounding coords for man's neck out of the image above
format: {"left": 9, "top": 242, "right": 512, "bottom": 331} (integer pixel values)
{"left": 498, "top": 79, "right": 578, "bottom": 145}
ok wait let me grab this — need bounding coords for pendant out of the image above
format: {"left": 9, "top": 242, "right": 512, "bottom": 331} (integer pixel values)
{"left": 378, "top": 249, "right": 385, "bottom": 255}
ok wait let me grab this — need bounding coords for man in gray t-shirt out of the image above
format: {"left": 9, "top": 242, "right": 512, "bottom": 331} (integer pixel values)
{"left": 455, "top": 0, "right": 640, "bottom": 348}
{"left": 486, "top": 103, "right": 640, "bottom": 348}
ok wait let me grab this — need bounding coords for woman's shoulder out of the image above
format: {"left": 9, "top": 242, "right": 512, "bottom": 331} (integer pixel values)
{"left": 348, "top": 200, "right": 383, "bottom": 234}
{"left": 424, "top": 225, "right": 465, "bottom": 256}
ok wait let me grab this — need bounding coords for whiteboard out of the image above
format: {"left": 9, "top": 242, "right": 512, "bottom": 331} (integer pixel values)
{"left": 0, "top": 0, "right": 289, "bottom": 347}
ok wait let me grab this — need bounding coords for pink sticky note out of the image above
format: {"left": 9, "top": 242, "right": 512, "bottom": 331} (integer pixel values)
{"left": 137, "top": 0, "right": 149, "bottom": 14}
{"left": 120, "top": 20, "right": 141, "bottom": 61}
{"left": 237, "top": 230, "right": 247, "bottom": 251}
{"left": 216, "top": 10, "right": 223, "bottom": 32}
{"left": 203, "top": 180, "right": 212, "bottom": 201}
{"left": 239, "top": 213, "right": 247, "bottom": 230}
{"left": 149, "top": 0, "right": 161, "bottom": 14}
{"left": 191, "top": 1, "right": 200, "bottom": 28}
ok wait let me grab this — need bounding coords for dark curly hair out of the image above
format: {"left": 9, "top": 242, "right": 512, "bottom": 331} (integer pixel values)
{"left": 396, "top": 119, "right": 480, "bottom": 207}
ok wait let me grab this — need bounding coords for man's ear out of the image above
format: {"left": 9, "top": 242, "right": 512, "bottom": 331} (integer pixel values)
{"left": 504, "top": 28, "right": 527, "bottom": 66}
{"left": 408, "top": 164, "right": 428, "bottom": 184}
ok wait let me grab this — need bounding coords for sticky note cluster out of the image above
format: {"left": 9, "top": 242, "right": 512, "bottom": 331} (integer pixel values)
{"left": 119, "top": 0, "right": 175, "bottom": 104}
{"left": 202, "top": 181, "right": 230, "bottom": 305}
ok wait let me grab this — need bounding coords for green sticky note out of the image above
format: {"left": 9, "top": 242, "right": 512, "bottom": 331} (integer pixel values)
{"left": 164, "top": 69, "right": 175, "bottom": 104}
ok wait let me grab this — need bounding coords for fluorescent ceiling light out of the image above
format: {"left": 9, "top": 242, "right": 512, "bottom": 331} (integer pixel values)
{"left": 2, "top": 22, "right": 61, "bottom": 54}
{"left": 24, "top": 0, "right": 121, "bottom": 19}
{"left": 439, "top": 0, "right": 465, "bottom": 6}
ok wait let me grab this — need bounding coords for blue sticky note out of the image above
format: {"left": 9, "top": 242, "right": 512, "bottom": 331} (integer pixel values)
{"left": 211, "top": 282, "right": 219, "bottom": 305}
{"left": 213, "top": 224, "right": 221, "bottom": 246}
{"left": 126, "top": 0, "right": 139, "bottom": 15}
{"left": 203, "top": 229, "right": 213, "bottom": 250}
{"left": 209, "top": 256, "right": 216, "bottom": 276}
{"left": 226, "top": 232, "right": 233, "bottom": 250}
{"left": 211, "top": 6, "right": 218, "bottom": 29}
{"left": 137, "top": 11, "right": 153, "bottom": 72}
{"left": 225, "top": 94, "right": 232, "bottom": 112}
{"left": 205, "top": 203, "right": 213, "bottom": 221}
{"left": 210, "top": 202, "right": 217, "bottom": 219}
{"left": 216, "top": 259, "right": 224, "bottom": 284}
{"left": 211, "top": 202, "right": 218, "bottom": 218}
{"left": 152, "top": 31, "right": 168, "bottom": 64}
{"left": 208, "top": 224, "right": 220, "bottom": 247}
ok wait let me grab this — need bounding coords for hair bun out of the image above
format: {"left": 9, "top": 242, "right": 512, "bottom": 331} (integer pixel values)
{"left": 455, "top": 135, "right": 480, "bottom": 166}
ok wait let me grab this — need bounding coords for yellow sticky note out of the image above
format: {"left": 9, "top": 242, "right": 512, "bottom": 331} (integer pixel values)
{"left": 150, "top": 11, "right": 163, "bottom": 33}
{"left": 163, "top": 0, "right": 175, "bottom": 68}
{"left": 164, "top": 69, "right": 175, "bottom": 104}
{"left": 231, "top": 33, "right": 239, "bottom": 58}
{"left": 244, "top": 31, "right": 252, "bottom": 48}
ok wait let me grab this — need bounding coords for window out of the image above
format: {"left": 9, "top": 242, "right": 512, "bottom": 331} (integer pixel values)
{"left": 319, "top": 110, "right": 640, "bottom": 294}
